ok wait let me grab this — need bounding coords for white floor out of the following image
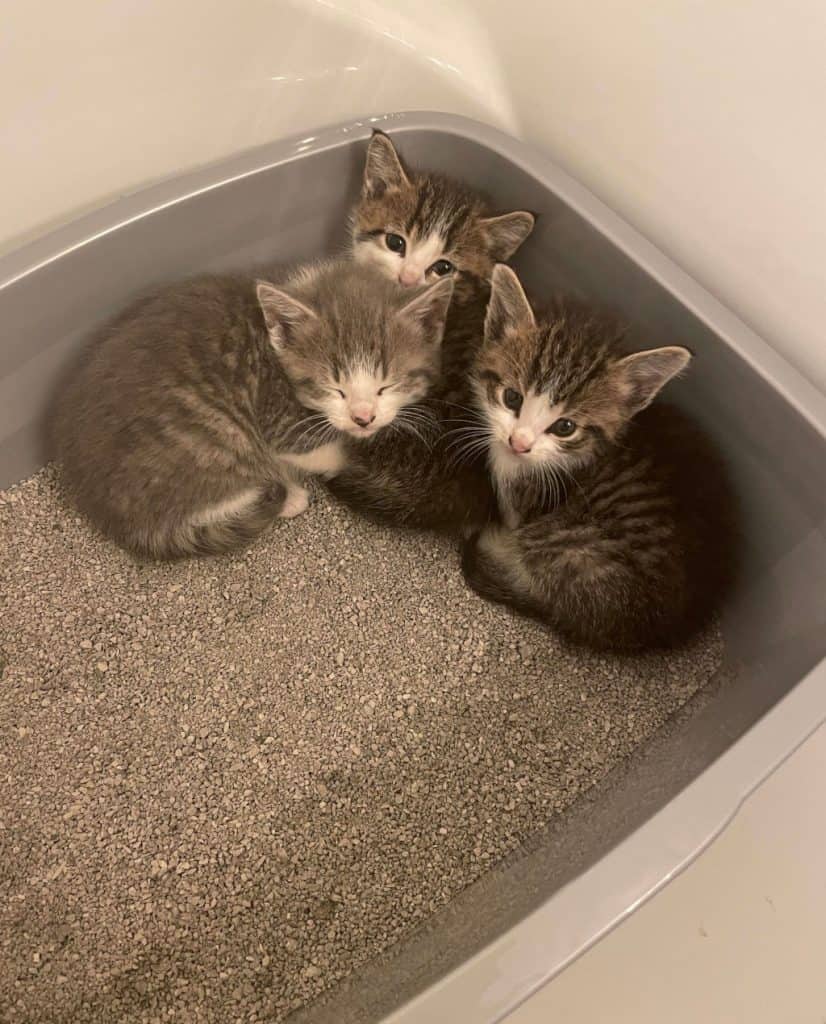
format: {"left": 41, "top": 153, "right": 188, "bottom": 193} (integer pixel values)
{"left": 506, "top": 723, "right": 826, "bottom": 1024}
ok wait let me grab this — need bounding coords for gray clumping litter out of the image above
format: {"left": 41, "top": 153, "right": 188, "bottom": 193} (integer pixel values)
{"left": 0, "top": 467, "right": 724, "bottom": 1022}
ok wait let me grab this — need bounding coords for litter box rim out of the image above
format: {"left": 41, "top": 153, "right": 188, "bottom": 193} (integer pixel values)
{"left": 2, "top": 111, "right": 824, "bottom": 1024}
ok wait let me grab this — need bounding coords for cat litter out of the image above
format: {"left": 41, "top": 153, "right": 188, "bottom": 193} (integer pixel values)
{"left": 0, "top": 466, "right": 722, "bottom": 1022}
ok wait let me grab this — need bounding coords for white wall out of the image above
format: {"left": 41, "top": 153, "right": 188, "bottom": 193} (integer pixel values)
{"left": 2, "top": 0, "right": 824, "bottom": 392}
{"left": 473, "top": 0, "right": 826, "bottom": 394}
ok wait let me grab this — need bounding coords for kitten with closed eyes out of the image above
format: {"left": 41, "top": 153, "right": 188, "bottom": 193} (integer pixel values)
{"left": 53, "top": 260, "right": 452, "bottom": 560}
{"left": 351, "top": 130, "right": 535, "bottom": 294}
{"left": 462, "top": 265, "right": 737, "bottom": 652}
{"left": 325, "top": 276, "right": 498, "bottom": 535}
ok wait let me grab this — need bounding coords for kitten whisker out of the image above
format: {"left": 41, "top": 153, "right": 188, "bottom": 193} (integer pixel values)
{"left": 394, "top": 416, "right": 433, "bottom": 449}
{"left": 294, "top": 419, "right": 337, "bottom": 449}
{"left": 281, "top": 412, "right": 328, "bottom": 444}
{"left": 428, "top": 398, "right": 481, "bottom": 418}
{"left": 445, "top": 434, "right": 492, "bottom": 470}
{"left": 443, "top": 427, "right": 491, "bottom": 453}
{"left": 553, "top": 460, "right": 589, "bottom": 506}
{"left": 398, "top": 406, "right": 438, "bottom": 429}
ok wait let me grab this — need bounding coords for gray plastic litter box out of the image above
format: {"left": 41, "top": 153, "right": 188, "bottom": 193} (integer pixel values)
{"left": 1, "top": 112, "right": 825, "bottom": 1023}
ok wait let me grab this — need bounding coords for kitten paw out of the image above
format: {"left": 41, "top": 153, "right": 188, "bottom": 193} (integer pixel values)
{"left": 278, "top": 485, "right": 310, "bottom": 519}
{"left": 476, "top": 525, "right": 511, "bottom": 560}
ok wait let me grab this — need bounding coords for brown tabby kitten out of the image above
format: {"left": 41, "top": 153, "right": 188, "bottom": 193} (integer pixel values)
{"left": 54, "top": 261, "right": 453, "bottom": 560}
{"left": 462, "top": 265, "right": 737, "bottom": 652}
{"left": 328, "top": 133, "right": 536, "bottom": 532}
{"left": 351, "top": 130, "right": 535, "bottom": 296}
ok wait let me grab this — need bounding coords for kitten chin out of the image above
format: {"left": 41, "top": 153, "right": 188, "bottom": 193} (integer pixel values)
{"left": 349, "top": 130, "right": 535, "bottom": 293}
{"left": 463, "top": 265, "right": 738, "bottom": 652}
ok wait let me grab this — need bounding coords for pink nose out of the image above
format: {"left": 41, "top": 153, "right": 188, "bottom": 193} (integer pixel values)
{"left": 350, "top": 401, "right": 376, "bottom": 427}
{"left": 399, "top": 267, "right": 421, "bottom": 288}
{"left": 509, "top": 434, "right": 532, "bottom": 454}
{"left": 352, "top": 413, "right": 376, "bottom": 427}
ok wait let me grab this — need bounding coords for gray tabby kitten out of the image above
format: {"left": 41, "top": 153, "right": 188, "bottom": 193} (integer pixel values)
{"left": 54, "top": 261, "right": 452, "bottom": 559}
{"left": 326, "top": 277, "right": 498, "bottom": 534}
{"left": 351, "top": 130, "right": 534, "bottom": 295}
{"left": 462, "top": 265, "right": 737, "bottom": 652}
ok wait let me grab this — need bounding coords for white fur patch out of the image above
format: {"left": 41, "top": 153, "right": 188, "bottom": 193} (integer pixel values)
{"left": 313, "top": 366, "right": 409, "bottom": 438}
{"left": 399, "top": 232, "right": 446, "bottom": 287}
{"left": 278, "top": 484, "right": 310, "bottom": 519}
{"left": 484, "top": 387, "right": 574, "bottom": 476}
{"left": 190, "top": 487, "right": 261, "bottom": 527}
{"left": 353, "top": 229, "right": 448, "bottom": 287}
{"left": 280, "top": 441, "right": 346, "bottom": 478}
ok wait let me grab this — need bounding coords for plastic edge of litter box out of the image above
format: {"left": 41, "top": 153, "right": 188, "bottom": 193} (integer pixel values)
{"left": 2, "top": 111, "right": 825, "bottom": 1024}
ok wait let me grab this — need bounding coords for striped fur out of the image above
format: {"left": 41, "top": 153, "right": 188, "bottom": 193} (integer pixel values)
{"left": 351, "top": 131, "right": 534, "bottom": 296}
{"left": 462, "top": 267, "right": 738, "bottom": 651}
{"left": 53, "top": 262, "right": 450, "bottom": 560}
{"left": 329, "top": 133, "right": 535, "bottom": 534}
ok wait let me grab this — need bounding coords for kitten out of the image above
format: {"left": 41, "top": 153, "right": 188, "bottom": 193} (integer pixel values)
{"left": 53, "top": 260, "right": 453, "bottom": 560}
{"left": 351, "top": 130, "right": 535, "bottom": 294}
{"left": 326, "top": 277, "right": 498, "bottom": 535}
{"left": 462, "top": 265, "right": 737, "bottom": 652}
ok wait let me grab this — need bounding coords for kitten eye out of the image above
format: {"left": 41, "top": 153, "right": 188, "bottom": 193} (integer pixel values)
{"left": 334, "top": 388, "right": 346, "bottom": 398}
{"left": 377, "top": 385, "right": 389, "bottom": 395}
{"left": 428, "top": 259, "right": 454, "bottom": 277}
{"left": 385, "top": 233, "right": 406, "bottom": 256}
{"left": 547, "top": 417, "right": 577, "bottom": 437}
{"left": 502, "top": 388, "right": 523, "bottom": 412}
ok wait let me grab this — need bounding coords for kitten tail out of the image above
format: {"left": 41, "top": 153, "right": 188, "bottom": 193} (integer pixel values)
{"left": 145, "top": 480, "right": 288, "bottom": 560}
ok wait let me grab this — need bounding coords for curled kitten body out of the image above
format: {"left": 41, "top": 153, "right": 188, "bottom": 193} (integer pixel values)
{"left": 462, "top": 265, "right": 738, "bottom": 652}
{"left": 54, "top": 261, "right": 452, "bottom": 559}
{"left": 351, "top": 130, "right": 535, "bottom": 295}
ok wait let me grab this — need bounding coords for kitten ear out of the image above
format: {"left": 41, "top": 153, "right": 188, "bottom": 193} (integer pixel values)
{"left": 615, "top": 346, "right": 692, "bottom": 414}
{"left": 363, "top": 131, "right": 411, "bottom": 198}
{"left": 396, "top": 276, "right": 454, "bottom": 346}
{"left": 481, "top": 211, "right": 536, "bottom": 262}
{"left": 256, "top": 281, "right": 317, "bottom": 352}
{"left": 484, "top": 264, "right": 536, "bottom": 346}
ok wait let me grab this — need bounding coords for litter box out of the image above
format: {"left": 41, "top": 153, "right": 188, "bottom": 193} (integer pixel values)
{"left": 1, "top": 112, "right": 825, "bottom": 1023}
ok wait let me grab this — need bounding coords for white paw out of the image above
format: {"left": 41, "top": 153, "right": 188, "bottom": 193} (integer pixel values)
{"left": 278, "top": 485, "right": 310, "bottom": 519}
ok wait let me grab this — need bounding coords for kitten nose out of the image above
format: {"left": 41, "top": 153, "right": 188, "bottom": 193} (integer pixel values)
{"left": 350, "top": 401, "right": 376, "bottom": 427}
{"left": 399, "top": 266, "right": 421, "bottom": 288}
{"left": 509, "top": 433, "right": 533, "bottom": 454}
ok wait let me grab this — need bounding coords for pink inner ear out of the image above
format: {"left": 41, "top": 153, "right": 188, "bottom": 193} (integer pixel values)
{"left": 364, "top": 134, "right": 409, "bottom": 194}
{"left": 619, "top": 347, "right": 692, "bottom": 411}
{"left": 483, "top": 212, "right": 536, "bottom": 260}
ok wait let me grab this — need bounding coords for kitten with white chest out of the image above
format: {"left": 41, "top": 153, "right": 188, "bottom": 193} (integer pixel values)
{"left": 54, "top": 260, "right": 452, "bottom": 559}
{"left": 351, "top": 130, "right": 534, "bottom": 295}
{"left": 462, "top": 266, "right": 737, "bottom": 652}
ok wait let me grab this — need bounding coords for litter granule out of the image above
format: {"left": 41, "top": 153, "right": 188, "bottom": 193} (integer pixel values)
{"left": 0, "top": 466, "right": 723, "bottom": 1022}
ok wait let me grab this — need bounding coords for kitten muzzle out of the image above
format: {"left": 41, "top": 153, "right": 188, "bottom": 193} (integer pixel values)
{"left": 399, "top": 266, "right": 424, "bottom": 287}
{"left": 349, "top": 400, "right": 377, "bottom": 428}
{"left": 509, "top": 430, "right": 534, "bottom": 454}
